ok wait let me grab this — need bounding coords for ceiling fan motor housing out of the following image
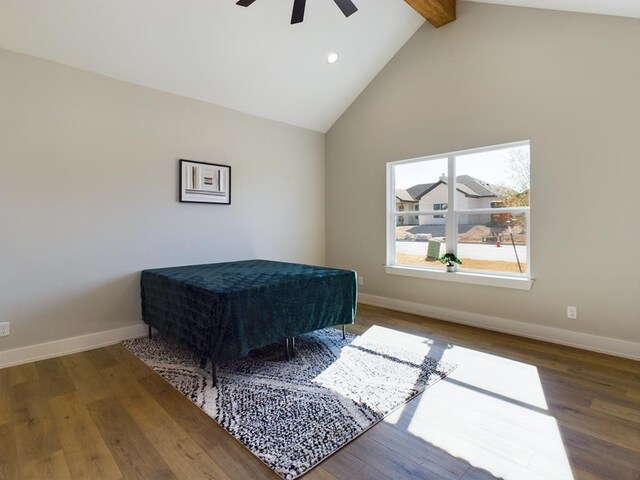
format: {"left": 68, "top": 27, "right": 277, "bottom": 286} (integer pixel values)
{"left": 236, "top": 0, "right": 359, "bottom": 25}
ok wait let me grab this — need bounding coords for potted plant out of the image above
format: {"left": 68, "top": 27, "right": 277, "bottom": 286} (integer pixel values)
{"left": 438, "top": 252, "right": 462, "bottom": 272}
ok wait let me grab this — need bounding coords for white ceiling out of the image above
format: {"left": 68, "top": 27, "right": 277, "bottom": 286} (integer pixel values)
{"left": 1, "top": 1, "right": 638, "bottom": 133}
{"left": 0, "top": 0, "right": 424, "bottom": 132}
{"left": 468, "top": 0, "right": 640, "bottom": 19}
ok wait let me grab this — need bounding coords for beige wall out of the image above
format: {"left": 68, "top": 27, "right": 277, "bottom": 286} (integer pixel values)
{"left": 326, "top": 3, "right": 640, "bottom": 343}
{"left": 0, "top": 48, "right": 325, "bottom": 351}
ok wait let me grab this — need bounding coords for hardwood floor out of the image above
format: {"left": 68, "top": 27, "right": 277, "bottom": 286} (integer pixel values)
{"left": 0, "top": 304, "right": 638, "bottom": 480}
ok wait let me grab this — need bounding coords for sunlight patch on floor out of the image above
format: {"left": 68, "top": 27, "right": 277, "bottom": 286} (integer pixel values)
{"left": 312, "top": 326, "right": 432, "bottom": 396}
{"left": 312, "top": 325, "right": 452, "bottom": 424}
{"left": 374, "top": 329, "right": 574, "bottom": 480}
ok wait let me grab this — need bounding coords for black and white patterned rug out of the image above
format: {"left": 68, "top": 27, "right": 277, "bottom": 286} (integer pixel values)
{"left": 123, "top": 328, "right": 456, "bottom": 479}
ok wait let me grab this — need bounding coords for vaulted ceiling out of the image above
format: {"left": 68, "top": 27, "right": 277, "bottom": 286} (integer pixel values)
{"left": 0, "top": 0, "right": 425, "bottom": 132}
{"left": 1, "top": 1, "right": 638, "bottom": 132}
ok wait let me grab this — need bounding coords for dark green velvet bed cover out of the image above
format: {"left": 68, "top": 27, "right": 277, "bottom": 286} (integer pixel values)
{"left": 141, "top": 260, "right": 357, "bottom": 363}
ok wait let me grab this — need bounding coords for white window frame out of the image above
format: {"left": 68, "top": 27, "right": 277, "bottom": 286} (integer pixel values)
{"left": 385, "top": 141, "right": 533, "bottom": 290}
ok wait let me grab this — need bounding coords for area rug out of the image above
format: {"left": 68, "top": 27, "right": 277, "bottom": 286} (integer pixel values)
{"left": 123, "top": 328, "right": 456, "bottom": 479}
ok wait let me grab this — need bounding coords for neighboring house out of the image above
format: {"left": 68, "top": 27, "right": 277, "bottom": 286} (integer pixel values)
{"left": 395, "top": 188, "right": 419, "bottom": 225}
{"left": 403, "top": 175, "right": 500, "bottom": 225}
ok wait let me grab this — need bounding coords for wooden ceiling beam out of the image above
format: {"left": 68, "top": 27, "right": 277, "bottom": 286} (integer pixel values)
{"left": 404, "top": 0, "right": 456, "bottom": 28}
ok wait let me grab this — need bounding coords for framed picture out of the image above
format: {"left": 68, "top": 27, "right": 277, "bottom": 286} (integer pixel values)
{"left": 179, "top": 159, "right": 231, "bottom": 205}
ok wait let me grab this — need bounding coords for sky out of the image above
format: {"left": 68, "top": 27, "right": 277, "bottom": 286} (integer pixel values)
{"left": 394, "top": 145, "right": 529, "bottom": 190}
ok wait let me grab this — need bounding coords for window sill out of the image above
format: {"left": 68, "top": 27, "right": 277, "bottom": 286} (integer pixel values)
{"left": 384, "top": 265, "right": 533, "bottom": 290}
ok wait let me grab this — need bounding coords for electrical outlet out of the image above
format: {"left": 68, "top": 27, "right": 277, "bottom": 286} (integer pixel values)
{"left": 358, "top": 276, "right": 364, "bottom": 286}
{"left": 0, "top": 322, "right": 9, "bottom": 337}
{"left": 567, "top": 306, "right": 577, "bottom": 320}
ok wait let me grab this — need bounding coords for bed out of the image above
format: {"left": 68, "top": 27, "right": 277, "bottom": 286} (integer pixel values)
{"left": 140, "top": 259, "right": 357, "bottom": 384}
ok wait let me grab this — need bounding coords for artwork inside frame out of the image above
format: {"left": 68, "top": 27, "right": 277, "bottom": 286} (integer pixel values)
{"left": 180, "top": 159, "right": 231, "bottom": 205}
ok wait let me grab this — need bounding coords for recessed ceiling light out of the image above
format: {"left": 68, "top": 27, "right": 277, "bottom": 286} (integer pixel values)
{"left": 326, "top": 52, "right": 339, "bottom": 64}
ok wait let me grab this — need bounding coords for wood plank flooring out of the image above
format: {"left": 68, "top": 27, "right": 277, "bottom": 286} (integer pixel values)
{"left": 0, "top": 304, "right": 638, "bottom": 480}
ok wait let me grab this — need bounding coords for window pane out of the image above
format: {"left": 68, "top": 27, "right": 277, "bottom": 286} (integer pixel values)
{"left": 455, "top": 144, "right": 530, "bottom": 209}
{"left": 433, "top": 203, "right": 447, "bottom": 218}
{"left": 457, "top": 213, "right": 528, "bottom": 274}
{"left": 393, "top": 157, "right": 448, "bottom": 213}
{"left": 395, "top": 215, "right": 447, "bottom": 269}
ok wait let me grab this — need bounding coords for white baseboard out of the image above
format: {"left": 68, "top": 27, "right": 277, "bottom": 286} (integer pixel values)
{"left": 3, "top": 298, "right": 637, "bottom": 368}
{"left": 358, "top": 293, "right": 640, "bottom": 361}
{"left": 0, "top": 323, "right": 148, "bottom": 369}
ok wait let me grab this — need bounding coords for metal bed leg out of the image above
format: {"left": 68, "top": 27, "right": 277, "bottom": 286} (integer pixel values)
{"left": 342, "top": 324, "right": 346, "bottom": 340}
{"left": 211, "top": 359, "right": 217, "bottom": 388}
{"left": 291, "top": 337, "right": 296, "bottom": 355}
{"left": 285, "top": 338, "right": 290, "bottom": 360}
{"left": 148, "top": 323, "right": 152, "bottom": 339}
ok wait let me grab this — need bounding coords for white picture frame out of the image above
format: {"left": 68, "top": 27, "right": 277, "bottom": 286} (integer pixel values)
{"left": 179, "top": 159, "right": 231, "bottom": 205}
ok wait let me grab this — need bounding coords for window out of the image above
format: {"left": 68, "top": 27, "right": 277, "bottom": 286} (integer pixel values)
{"left": 433, "top": 203, "right": 447, "bottom": 218}
{"left": 387, "top": 141, "right": 531, "bottom": 289}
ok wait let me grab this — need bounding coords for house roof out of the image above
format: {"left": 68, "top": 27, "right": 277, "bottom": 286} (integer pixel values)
{"left": 406, "top": 183, "right": 437, "bottom": 200}
{"left": 403, "top": 176, "right": 499, "bottom": 200}
{"left": 395, "top": 189, "right": 417, "bottom": 202}
{"left": 455, "top": 175, "right": 499, "bottom": 198}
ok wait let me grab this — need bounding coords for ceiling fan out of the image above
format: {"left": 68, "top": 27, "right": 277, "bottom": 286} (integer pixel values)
{"left": 236, "top": 0, "right": 358, "bottom": 25}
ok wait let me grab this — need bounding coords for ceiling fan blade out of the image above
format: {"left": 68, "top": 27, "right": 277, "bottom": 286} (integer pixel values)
{"left": 236, "top": 0, "right": 257, "bottom": 7}
{"left": 332, "top": 0, "right": 358, "bottom": 17}
{"left": 291, "top": 0, "right": 306, "bottom": 24}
